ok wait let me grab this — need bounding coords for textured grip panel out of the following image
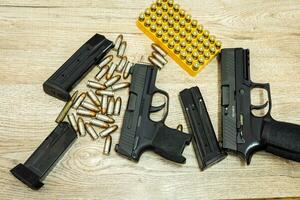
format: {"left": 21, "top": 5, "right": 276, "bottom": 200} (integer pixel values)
{"left": 153, "top": 125, "right": 191, "bottom": 163}
{"left": 262, "top": 118, "right": 300, "bottom": 162}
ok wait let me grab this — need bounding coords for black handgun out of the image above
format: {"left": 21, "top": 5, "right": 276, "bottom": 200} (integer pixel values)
{"left": 115, "top": 64, "right": 191, "bottom": 163}
{"left": 220, "top": 48, "right": 300, "bottom": 164}
{"left": 43, "top": 34, "right": 113, "bottom": 101}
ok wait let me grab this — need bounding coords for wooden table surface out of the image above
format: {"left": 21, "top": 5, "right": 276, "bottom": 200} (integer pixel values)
{"left": 1, "top": 0, "right": 300, "bottom": 199}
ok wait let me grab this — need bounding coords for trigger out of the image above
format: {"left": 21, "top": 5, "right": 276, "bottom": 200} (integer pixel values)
{"left": 150, "top": 102, "right": 166, "bottom": 113}
{"left": 251, "top": 101, "right": 268, "bottom": 110}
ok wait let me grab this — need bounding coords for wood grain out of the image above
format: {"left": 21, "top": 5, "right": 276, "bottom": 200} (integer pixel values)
{"left": 0, "top": 0, "right": 300, "bottom": 199}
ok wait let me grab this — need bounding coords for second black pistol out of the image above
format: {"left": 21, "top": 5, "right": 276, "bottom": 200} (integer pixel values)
{"left": 220, "top": 48, "right": 300, "bottom": 164}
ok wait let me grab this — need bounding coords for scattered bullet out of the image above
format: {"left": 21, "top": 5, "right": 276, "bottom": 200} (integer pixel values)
{"left": 116, "top": 56, "right": 127, "bottom": 72}
{"left": 114, "top": 34, "right": 123, "bottom": 51}
{"left": 123, "top": 62, "right": 133, "bottom": 79}
{"left": 87, "top": 81, "right": 106, "bottom": 90}
{"left": 106, "top": 63, "right": 117, "bottom": 79}
{"left": 76, "top": 109, "right": 96, "bottom": 117}
{"left": 151, "top": 43, "right": 167, "bottom": 57}
{"left": 81, "top": 101, "right": 100, "bottom": 112}
{"left": 103, "top": 135, "right": 112, "bottom": 155}
{"left": 98, "top": 55, "right": 113, "bottom": 69}
{"left": 114, "top": 97, "right": 122, "bottom": 116}
{"left": 148, "top": 56, "right": 164, "bottom": 69}
{"left": 111, "top": 82, "right": 130, "bottom": 91}
{"left": 55, "top": 90, "right": 78, "bottom": 123}
{"left": 85, "top": 123, "right": 99, "bottom": 140}
{"left": 72, "top": 92, "right": 86, "bottom": 109}
{"left": 90, "top": 119, "right": 109, "bottom": 128}
{"left": 104, "top": 75, "right": 121, "bottom": 87}
{"left": 102, "top": 95, "right": 108, "bottom": 114}
{"left": 96, "top": 90, "right": 114, "bottom": 96}
{"left": 152, "top": 51, "right": 168, "bottom": 65}
{"left": 67, "top": 113, "right": 78, "bottom": 133}
{"left": 87, "top": 90, "right": 101, "bottom": 107}
{"left": 95, "top": 65, "right": 109, "bottom": 81}
{"left": 99, "top": 125, "right": 118, "bottom": 137}
{"left": 107, "top": 97, "right": 115, "bottom": 115}
{"left": 117, "top": 41, "right": 127, "bottom": 57}
{"left": 96, "top": 113, "right": 115, "bottom": 124}
{"left": 78, "top": 117, "right": 86, "bottom": 137}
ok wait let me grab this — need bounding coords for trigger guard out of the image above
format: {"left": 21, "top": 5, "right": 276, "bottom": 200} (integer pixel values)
{"left": 152, "top": 87, "right": 169, "bottom": 122}
{"left": 150, "top": 102, "right": 166, "bottom": 113}
{"left": 251, "top": 101, "right": 269, "bottom": 110}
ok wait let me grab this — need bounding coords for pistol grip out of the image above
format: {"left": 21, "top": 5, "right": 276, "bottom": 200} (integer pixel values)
{"left": 262, "top": 118, "right": 300, "bottom": 162}
{"left": 153, "top": 125, "right": 191, "bottom": 163}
